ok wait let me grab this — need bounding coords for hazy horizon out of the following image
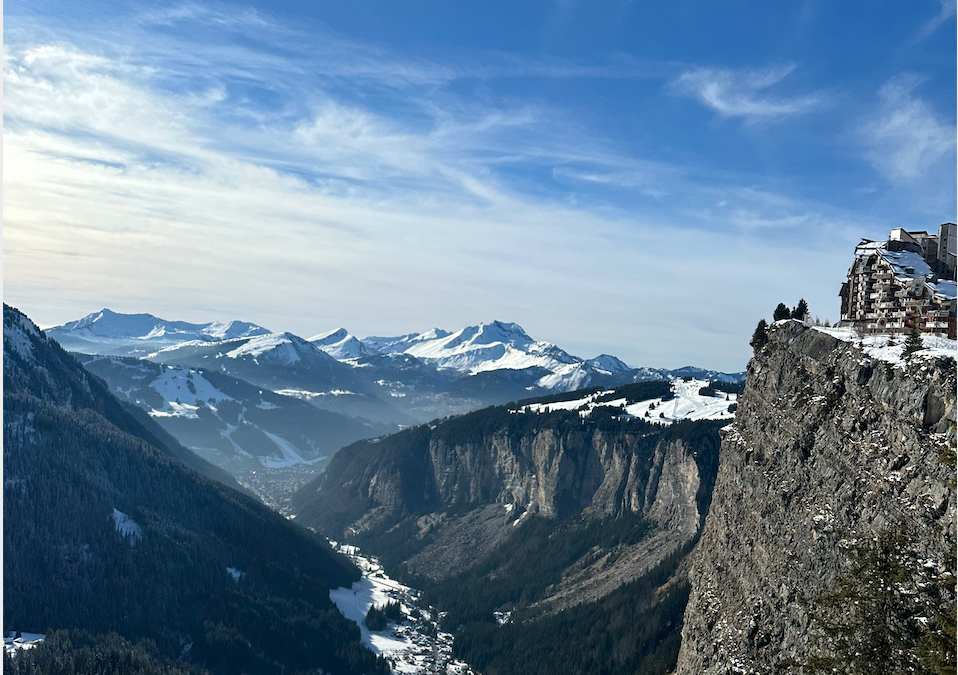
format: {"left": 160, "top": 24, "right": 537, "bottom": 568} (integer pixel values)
{"left": 5, "top": 0, "right": 956, "bottom": 373}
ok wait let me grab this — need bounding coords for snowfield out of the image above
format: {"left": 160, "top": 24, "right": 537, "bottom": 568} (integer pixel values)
{"left": 259, "top": 431, "right": 325, "bottom": 469}
{"left": 112, "top": 508, "right": 142, "bottom": 541}
{"left": 811, "top": 325, "right": 956, "bottom": 366}
{"left": 147, "top": 368, "right": 233, "bottom": 418}
{"left": 518, "top": 378, "right": 737, "bottom": 425}
{"left": 225, "top": 333, "right": 303, "bottom": 363}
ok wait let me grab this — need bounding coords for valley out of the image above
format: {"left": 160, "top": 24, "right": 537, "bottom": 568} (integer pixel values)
{"left": 328, "top": 543, "right": 474, "bottom": 675}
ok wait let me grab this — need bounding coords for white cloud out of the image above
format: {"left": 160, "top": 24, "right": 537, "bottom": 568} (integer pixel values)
{"left": 670, "top": 64, "right": 821, "bottom": 121}
{"left": 916, "top": 0, "right": 957, "bottom": 41}
{"left": 861, "top": 75, "right": 956, "bottom": 183}
{"left": 0, "top": 20, "right": 874, "bottom": 371}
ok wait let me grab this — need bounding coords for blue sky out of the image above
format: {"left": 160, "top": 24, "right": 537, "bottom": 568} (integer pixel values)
{"left": 4, "top": 0, "right": 955, "bottom": 371}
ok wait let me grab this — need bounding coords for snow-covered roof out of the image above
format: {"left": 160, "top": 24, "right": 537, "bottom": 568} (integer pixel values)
{"left": 927, "top": 279, "right": 957, "bottom": 300}
{"left": 855, "top": 244, "right": 955, "bottom": 299}
{"left": 877, "top": 248, "right": 933, "bottom": 281}
{"left": 854, "top": 240, "right": 885, "bottom": 256}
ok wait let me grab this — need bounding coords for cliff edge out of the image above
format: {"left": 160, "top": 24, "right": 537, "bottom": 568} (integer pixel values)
{"left": 675, "top": 320, "right": 956, "bottom": 673}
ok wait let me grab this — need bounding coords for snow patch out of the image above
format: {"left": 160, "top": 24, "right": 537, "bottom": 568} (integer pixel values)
{"left": 812, "top": 326, "right": 956, "bottom": 366}
{"left": 113, "top": 508, "right": 142, "bottom": 541}
{"left": 4, "top": 316, "right": 37, "bottom": 360}
{"left": 330, "top": 558, "right": 417, "bottom": 660}
{"left": 146, "top": 367, "right": 232, "bottom": 418}
{"left": 259, "top": 431, "right": 325, "bottom": 468}
{"left": 519, "top": 378, "right": 737, "bottom": 425}
{"left": 4, "top": 633, "right": 45, "bottom": 657}
{"left": 150, "top": 401, "right": 201, "bottom": 419}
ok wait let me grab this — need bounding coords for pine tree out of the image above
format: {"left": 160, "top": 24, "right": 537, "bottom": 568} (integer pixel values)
{"left": 750, "top": 319, "right": 769, "bottom": 350}
{"left": 902, "top": 325, "right": 924, "bottom": 358}
{"left": 792, "top": 298, "right": 809, "bottom": 321}
{"left": 773, "top": 303, "right": 791, "bottom": 321}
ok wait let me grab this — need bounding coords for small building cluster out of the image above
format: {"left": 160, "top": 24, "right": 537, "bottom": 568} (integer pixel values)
{"left": 839, "top": 223, "right": 957, "bottom": 339}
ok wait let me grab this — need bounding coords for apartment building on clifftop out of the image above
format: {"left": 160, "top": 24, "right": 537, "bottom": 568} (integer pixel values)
{"left": 839, "top": 223, "right": 957, "bottom": 339}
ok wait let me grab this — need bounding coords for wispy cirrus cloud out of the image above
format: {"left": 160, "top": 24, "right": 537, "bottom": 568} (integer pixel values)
{"left": 915, "top": 0, "right": 956, "bottom": 41}
{"left": 1, "top": 3, "right": 913, "bottom": 370}
{"left": 861, "top": 74, "right": 956, "bottom": 184}
{"left": 669, "top": 64, "right": 822, "bottom": 121}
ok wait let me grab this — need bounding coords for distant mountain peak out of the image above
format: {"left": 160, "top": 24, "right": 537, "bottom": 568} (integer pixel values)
{"left": 417, "top": 327, "right": 451, "bottom": 340}
{"left": 309, "top": 328, "right": 372, "bottom": 360}
{"left": 47, "top": 309, "right": 271, "bottom": 357}
{"left": 310, "top": 328, "right": 349, "bottom": 344}
{"left": 586, "top": 354, "right": 632, "bottom": 375}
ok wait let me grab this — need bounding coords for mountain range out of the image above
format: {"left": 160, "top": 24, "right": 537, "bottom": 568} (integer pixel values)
{"left": 50, "top": 310, "right": 744, "bottom": 414}
{"left": 47, "top": 309, "right": 744, "bottom": 506}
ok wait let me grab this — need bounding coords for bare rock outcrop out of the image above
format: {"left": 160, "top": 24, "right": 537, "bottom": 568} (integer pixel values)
{"left": 293, "top": 405, "right": 723, "bottom": 609}
{"left": 675, "top": 321, "right": 956, "bottom": 674}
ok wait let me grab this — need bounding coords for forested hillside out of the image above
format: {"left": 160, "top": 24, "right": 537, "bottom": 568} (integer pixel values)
{"left": 2, "top": 304, "right": 388, "bottom": 675}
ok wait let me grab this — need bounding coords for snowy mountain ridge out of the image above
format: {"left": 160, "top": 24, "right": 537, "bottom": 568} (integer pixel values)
{"left": 309, "top": 328, "right": 374, "bottom": 360}
{"left": 49, "top": 311, "right": 745, "bottom": 408}
{"left": 48, "top": 308, "right": 270, "bottom": 357}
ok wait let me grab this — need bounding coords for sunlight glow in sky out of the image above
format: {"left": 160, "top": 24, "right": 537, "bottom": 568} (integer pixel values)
{"left": 4, "top": 0, "right": 956, "bottom": 371}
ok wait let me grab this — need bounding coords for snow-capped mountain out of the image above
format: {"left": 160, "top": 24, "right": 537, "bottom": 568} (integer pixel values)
{"left": 47, "top": 308, "right": 270, "bottom": 357}
{"left": 309, "top": 328, "right": 373, "bottom": 360}
{"left": 351, "top": 320, "right": 745, "bottom": 392}
{"left": 145, "top": 332, "right": 414, "bottom": 425}
{"left": 400, "top": 321, "right": 580, "bottom": 374}
{"left": 585, "top": 354, "right": 633, "bottom": 375}
{"left": 361, "top": 328, "right": 452, "bottom": 355}
{"left": 354, "top": 320, "right": 591, "bottom": 391}
{"left": 50, "top": 310, "right": 745, "bottom": 425}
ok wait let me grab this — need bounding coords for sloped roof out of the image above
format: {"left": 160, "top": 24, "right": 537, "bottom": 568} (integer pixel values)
{"left": 877, "top": 248, "right": 933, "bottom": 281}
{"left": 927, "top": 279, "right": 957, "bottom": 300}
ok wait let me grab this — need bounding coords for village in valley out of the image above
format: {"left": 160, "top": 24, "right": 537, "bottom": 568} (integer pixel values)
{"left": 328, "top": 544, "right": 476, "bottom": 675}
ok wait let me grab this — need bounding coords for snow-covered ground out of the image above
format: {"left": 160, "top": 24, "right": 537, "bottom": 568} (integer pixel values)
{"left": 516, "top": 378, "right": 737, "bottom": 425}
{"left": 274, "top": 388, "right": 355, "bottom": 400}
{"left": 225, "top": 333, "right": 303, "bottom": 362}
{"left": 259, "top": 431, "right": 325, "bottom": 469}
{"left": 4, "top": 633, "right": 44, "bottom": 657}
{"left": 329, "top": 545, "right": 474, "bottom": 674}
{"left": 812, "top": 326, "right": 956, "bottom": 366}
{"left": 146, "top": 367, "right": 233, "bottom": 419}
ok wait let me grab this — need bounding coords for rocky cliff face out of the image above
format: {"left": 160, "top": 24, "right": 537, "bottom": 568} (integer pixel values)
{"left": 293, "top": 408, "right": 721, "bottom": 607}
{"left": 675, "top": 321, "right": 956, "bottom": 673}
